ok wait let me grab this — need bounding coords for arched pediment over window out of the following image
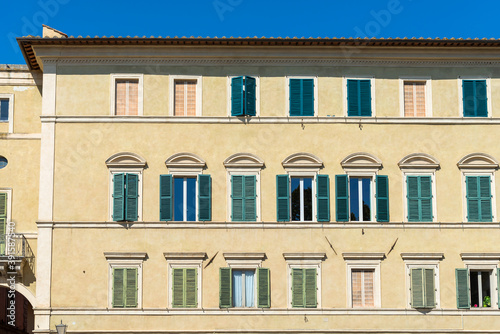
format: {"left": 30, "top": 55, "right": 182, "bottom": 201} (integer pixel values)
{"left": 223, "top": 153, "right": 264, "bottom": 169}
{"left": 281, "top": 152, "right": 323, "bottom": 170}
{"left": 398, "top": 153, "right": 440, "bottom": 170}
{"left": 105, "top": 152, "right": 147, "bottom": 168}
{"left": 457, "top": 153, "right": 499, "bottom": 170}
{"left": 341, "top": 152, "right": 382, "bottom": 171}
{"left": 165, "top": 152, "right": 206, "bottom": 168}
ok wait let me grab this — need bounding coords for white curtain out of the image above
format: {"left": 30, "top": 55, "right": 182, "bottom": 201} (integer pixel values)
{"left": 245, "top": 270, "right": 255, "bottom": 307}
{"left": 232, "top": 270, "right": 242, "bottom": 307}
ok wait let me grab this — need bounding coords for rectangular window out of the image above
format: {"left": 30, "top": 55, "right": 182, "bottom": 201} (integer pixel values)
{"left": 173, "top": 177, "right": 196, "bottom": 222}
{"left": 351, "top": 269, "right": 375, "bottom": 307}
{"left": 291, "top": 268, "right": 317, "bottom": 308}
{"left": 347, "top": 79, "right": 372, "bottom": 117}
{"left": 0, "top": 192, "right": 7, "bottom": 255}
{"left": 174, "top": 80, "right": 197, "bottom": 116}
{"left": 463, "top": 80, "right": 488, "bottom": 117}
{"left": 456, "top": 268, "right": 496, "bottom": 309}
{"left": 0, "top": 99, "right": 9, "bottom": 121}
{"left": 470, "top": 271, "right": 492, "bottom": 308}
{"left": 410, "top": 268, "right": 435, "bottom": 309}
{"left": 232, "top": 270, "right": 255, "bottom": 307}
{"left": 404, "top": 81, "right": 426, "bottom": 117}
{"left": 291, "top": 177, "right": 313, "bottom": 221}
{"left": 231, "top": 76, "right": 256, "bottom": 116}
{"left": 231, "top": 175, "right": 256, "bottom": 222}
{"left": 466, "top": 176, "right": 492, "bottom": 222}
{"left": 112, "top": 268, "right": 138, "bottom": 308}
{"left": 289, "top": 78, "right": 315, "bottom": 116}
{"left": 115, "top": 79, "right": 139, "bottom": 116}
{"left": 172, "top": 268, "right": 198, "bottom": 308}
{"left": 112, "top": 173, "right": 139, "bottom": 222}
{"left": 219, "top": 267, "right": 270, "bottom": 308}
{"left": 406, "top": 175, "right": 433, "bottom": 222}
{"left": 349, "top": 177, "right": 371, "bottom": 221}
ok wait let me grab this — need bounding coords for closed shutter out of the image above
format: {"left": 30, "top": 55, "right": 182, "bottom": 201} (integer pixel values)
{"left": 424, "top": 268, "right": 435, "bottom": 308}
{"left": 316, "top": 175, "right": 330, "bottom": 222}
{"left": 376, "top": 175, "right": 389, "bottom": 222}
{"left": 302, "top": 79, "right": 314, "bottom": 116}
{"left": 407, "top": 176, "right": 433, "bottom": 222}
{"left": 347, "top": 79, "right": 371, "bottom": 116}
{"left": 115, "top": 80, "right": 139, "bottom": 116}
{"left": 463, "top": 80, "right": 488, "bottom": 117}
{"left": 125, "top": 268, "right": 138, "bottom": 308}
{"left": 455, "top": 268, "right": 470, "bottom": 309}
{"left": 411, "top": 268, "right": 424, "bottom": 308}
{"left": 112, "top": 268, "right": 124, "bottom": 307}
{"left": 289, "top": 79, "right": 302, "bottom": 116}
{"left": 125, "top": 174, "right": 139, "bottom": 221}
{"left": 276, "top": 175, "right": 290, "bottom": 221}
{"left": 257, "top": 268, "right": 270, "bottom": 308}
{"left": 0, "top": 193, "right": 6, "bottom": 237}
{"left": 359, "top": 80, "right": 372, "bottom": 116}
{"left": 160, "top": 175, "right": 173, "bottom": 221}
{"left": 462, "top": 80, "right": 475, "bottom": 117}
{"left": 231, "top": 76, "right": 244, "bottom": 116}
{"left": 172, "top": 268, "right": 185, "bottom": 307}
{"left": 175, "top": 80, "right": 196, "bottom": 116}
{"left": 497, "top": 268, "right": 500, "bottom": 309}
{"left": 335, "top": 175, "right": 349, "bottom": 222}
{"left": 419, "top": 176, "right": 433, "bottom": 221}
{"left": 466, "top": 176, "right": 492, "bottom": 222}
{"left": 198, "top": 175, "right": 211, "bottom": 221}
{"left": 304, "top": 268, "right": 317, "bottom": 308}
{"left": 231, "top": 176, "right": 244, "bottom": 221}
{"left": 219, "top": 267, "right": 232, "bottom": 308}
{"left": 475, "top": 80, "right": 488, "bottom": 117}
{"left": 244, "top": 175, "right": 257, "bottom": 221}
{"left": 245, "top": 76, "right": 257, "bottom": 116}
{"left": 291, "top": 268, "right": 304, "bottom": 307}
{"left": 112, "top": 173, "right": 125, "bottom": 221}
{"left": 404, "top": 81, "right": 426, "bottom": 117}
{"left": 185, "top": 268, "right": 198, "bottom": 308}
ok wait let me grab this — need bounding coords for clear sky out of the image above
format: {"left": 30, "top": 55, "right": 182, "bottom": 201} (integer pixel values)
{"left": 2, "top": 0, "right": 499, "bottom": 65}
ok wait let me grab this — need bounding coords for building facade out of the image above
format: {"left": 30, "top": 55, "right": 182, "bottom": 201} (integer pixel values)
{"left": 1, "top": 26, "right": 500, "bottom": 333}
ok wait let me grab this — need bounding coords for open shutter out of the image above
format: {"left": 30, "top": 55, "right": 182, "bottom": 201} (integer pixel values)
{"left": 497, "top": 268, "right": 500, "bottom": 309}
{"left": 231, "top": 176, "right": 244, "bottom": 221}
{"left": 112, "top": 268, "right": 125, "bottom": 307}
{"left": 376, "top": 175, "right": 389, "bottom": 222}
{"left": 112, "top": 173, "right": 125, "bottom": 221}
{"left": 185, "top": 268, "right": 197, "bottom": 308}
{"left": 160, "top": 175, "right": 173, "bottom": 221}
{"left": 289, "top": 79, "right": 302, "bottom": 116}
{"left": 456, "top": 268, "right": 470, "bottom": 309}
{"left": 231, "top": 76, "right": 244, "bottom": 116}
{"left": 359, "top": 79, "right": 372, "bottom": 116}
{"left": 0, "top": 193, "right": 6, "bottom": 236}
{"left": 276, "top": 175, "right": 290, "bottom": 221}
{"left": 125, "top": 174, "right": 139, "bottom": 221}
{"left": 479, "top": 176, "right": 492, "bottom": 222}
{"left": 424, "top": 268, "right": 435, "bottom": 308}
{"left": 411, "top": 268, "right": 424, "bottom": 308}
{"left": 407, "top": 176, "right": 419, "bottom": 222}
{"left": 304, "top": 268, "right": 317, "bottom": 308}
{"left": 463, "top": 80, "right": 475, "bottom": 117}
{"left": 475, "top": 80, "right": 488, "bottom": 117}
{"left": 198, "top": 174, "right": 211, "bottom": 221}
{"left": 172, "top": 268, "right": 185, "bottom": 307}
{"left": 291, "top": 268, "right": 304, "bottom": 307}
{"left": 245, "top": 76, "right": 256, "bottom": 116}
{"left": 419, "top": 176, "right": 433, "bottom": 222}
{"left": 347, "top": 79, "right": 359, "bottom": 116}
{"left": 316, "top": 175, "right": 330, "bottom": 222}
{"left": 257, "top": 268, "right": 270, "bottom": 308}
{"left": 335, "top": 175, "right": 349, "bottom": 222}
{"left": 244, "top": 175, "right": 257, "bottom": 221}
{"left": 219, "top": 267, "right": 232, "bottom": 308}
{"left": 125, "top": 268, "right": 138, "bottom": 308}
{"left": 302, "top": 79, "right": 314, "bottom": 116}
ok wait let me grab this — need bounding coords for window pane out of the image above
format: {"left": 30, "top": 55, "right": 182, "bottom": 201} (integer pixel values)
{"left": 362, "top": 178, "right": 371, "bottom": 221}
{"left": 232, "top": 270, "right": 243, "bottom": 307}
{"left": 350, "top": 178, "right": 359, "bottom": 221}
{"left": 173, "top": 178, "right": 184, "bottom": 221}
{"left": 245, "top": 270, "right": 255, "bottom": 307}
{"left": 0, "top": 100, "right": 8, "bottom": 121}
{"left": 291, "top": 178, "right": 301, "bottom": 221}
{"left": 352, "top": 270, "right": 362, "bottom": 307}
{"left": 303, "top": 178, "right": 312, "bottom": 221}
{"left": 186, "top": 178, "right": 196, "bottom": 221}
{"left": 481, "top": 272, "right": 491, "bottom": 307}
{"left": 175, "top": 80, "right": 197, "bottom": 116}
{"left": 470, "top": 271, "right": 479, "bottom": 307}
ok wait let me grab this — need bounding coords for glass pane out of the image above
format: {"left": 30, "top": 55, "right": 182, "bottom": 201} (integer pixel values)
{"left": 0, "top": 100, "right": 8, "bottom": 121}
{"left": 362, "top": 178, "right": 371, "bottom": 221}
{"left": 173, "top": 178, "right": 184, "bottom": 221}
{"left": 481, "top": 271, "right": 491, "bottom": 307}
{"left": 244, "top": 270, "right": 255, "bottom": 307}
{"left": 186, "top": 178, "right": 196, "bottom": 221}
{"left": 232, "top": 270, "right": 242, "bottom": 307}
{"left": 350, "top": 178, "right": 359, "bottom": 221}
{"left": 303, "top": 178, "right": 312, "bottom": 221}
{"left": 470, "top": 271, "right": 479, "bottom": 307}
{"left": 291, "top": 178, "right": 301, "bottom": 221}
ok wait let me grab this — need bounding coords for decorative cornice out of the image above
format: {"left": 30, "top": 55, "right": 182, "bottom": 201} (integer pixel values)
{"left": 398, "top": 153, "right": 440, "bottom": 170}
{"left": 342, "top": 253, "right": 385, "bottom": 260}
{"left": 165, "top": 152, "right": 206, "bottom": 169}
{"left": 103, "top": 252, "right": 147, "bottom": 261}
{"left": 163, "top": 252, "right": 207, "bottom": 260}
{"left": 341, "top": 152, "right": 382, "bottom": 170}
{"left": 401, "top": 253, "right": 444, "bottom": 260}
{"left": 460, "top": 253, "right": 500, "bottom": 260}
{"left": 282, "top": 152, "right": 323, "bottom": 169}
{"left": 457, "top": 153, "right": 499, "bottom": 170}
{"left": 283, "top": 253, "right": 326, "bottom": 261}
{"left": 223, "top": 253, "right": 266, "bottom": 260}
{"left": 105, "top": 152, "right": 147, "bottom": 168}
{"left": 223, "top": 153, "right": 265, "bottom": 169}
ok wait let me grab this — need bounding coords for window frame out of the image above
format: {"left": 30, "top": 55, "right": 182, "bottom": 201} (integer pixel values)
{"left": 344, "top": 253, "right": 383, "bottom": 308}
{"left": 402, "top": 171, "right": 437, "bottom": 223}
{"left": 227, "top": 75, "right": 260, "bottom": 117}
{"left": 402, "top": 254, "right": 442, "bottom": 309}
{"left": 399, "top": 77, "right": 432, "bottom": 117}
{"left": 346, "top": 172, "right": 377, "bottom": 222}
{"left": 227, "top": 170, "right": 260, "bottom": 222}
{"left": 0, "top": 188, "right": 12, "bottom": 224}
{"left": 458, "top": 76, "right": 492, "bottom": 118}
{"left": 110, "top": 74, "right": 144, "bottom": 116}
{"left": 108, "top": 168, "right": 143, "bottom": 222}
{"left": 461, "top": 254, "right": 500, "bottom": 309}
{"left": 164, "top": 253, "right": 205, "bottom": 309}
{"left": 285, "top": 76, "right": 319, "bottom": 117}
{"left": 289, "top": 172, "right": 317, "bottom": 222}
{"left": 342, "top": 76, "right": 376, "bottom": 117}
{"left": 169, "top": 75, "right": 203, "bottom": 117}
{"left": 461, "top": 171, "right": 496, "bottom": 223}
{"left": 0, "top": 94, "right": 14, "bottom": 133}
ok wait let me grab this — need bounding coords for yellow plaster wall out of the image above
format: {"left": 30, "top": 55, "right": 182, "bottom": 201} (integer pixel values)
{"left": 0, "top": 85, "right": 41, "bottom": 134}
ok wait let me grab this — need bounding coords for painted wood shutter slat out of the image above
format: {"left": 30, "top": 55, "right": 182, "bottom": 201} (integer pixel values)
{"left": 289, "top": 79, "right": 302, "bottom": 116}
{"left": 172, "top": 268, "right": 185, "bottom": 307}
{"left": 419, "top": 176, "right": 433, "bottom": 222}
{"left": 244, "top": 175, "right": 257, "bottom": 221}
{"left": 231, "top": 175, "right": 244, "bottom": 221}
{"left": 316, "top": 175, "right": 330, "bottom": 222}
{"left": 475, "top": 80, "right": 488, "bottom": 117}
{"left": 335, "top": 175, "right": 349, "bottom": 222}
{"left": 411, "top": 268, "right": 424, "bottom": 308}
{"left": 376, "top": 175, "right": 389, "bottom": 222}
{"left": 160, "top": 175, "right": 173, "bottom": 221}
{"left": 304, "top": 268, "right": 317, "bottom": 308}
{"left": 455, "top": 268, "right": 470, "bottom": 309}
{"left": 125, "top": 174, "right": 139, "bottom": 221}
{"left": 463, "top": 80, "right": 475, "bottom": 117}
{"left": 359, "top": 80, "right": 372, "bottom": 116}
{"left": 347, "top": 79, "right": 359, "bottom": 116}
{"left": 245, "top": 76, "right": 257, "bottom": 116}
{"left": 0, "top": 218, "right": 5, "bottom": 255}
{"left": 231, "top": 76, "right": 244, "bottom": 116}
{"left": 497, "top": 268, "right": 500, "bottom": 309}
{"left": 407, "top": 176, "right": 420, "bottom": 222}
{"left": 424, "top": 268, "right": 435, "bottom": 308}
{"left": 466, "top": 176, "right": 492, "bottom": 222}
{"left": 198, "top": 174, "right": 211, "bottom": 221}
{"left": 466, "top": 176, "right": 479, "bottom": 222}
{"left": 276, "top": 175, "right": 290, "bottom": 221}
{"left": 291, "top": 268, "right": 304, "bottom": 307}
{"left": 0, "top": 193, "right": 6, "bottom": 217}
{"left": 125, "top": 268, "right": 138, "bottom": 308}
{"left": 302, "top": 79, "right": 314, "bottom": 116}
{"left": 257, "top": 268, "right": 270, "bottom": 308}
{"left": 479, "top": 176, "right": 492, "bottom": 222}
{"left": 185, "top": 268, "right": 197, "bottom": 308}
{"left": 112, "top": 268, "right": 124, "bottom": 308}
{"left": 219, "top": 267, "right": 232, "bottom": 308}
{"left": 112, "top": 173, "right": 125, "bottom": 221}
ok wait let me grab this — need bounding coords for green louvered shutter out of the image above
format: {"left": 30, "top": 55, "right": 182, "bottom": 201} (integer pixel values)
{"left": 304, "top": 268, "right": 317, "bottom": 308}
{"left": 125, "top": 174, "right": 139, "bottom": 221}
{"left": 424, "top": 268, "right": 435, "bottom": 308}
{"left": 376, "top": 175, "right": 389, "bottom": 222}
{"left": 112, "top": 268, "right": 125, "bottom": 307}
{"left": 257, "top": 268, "right": 270, "bottom": 308}
{"left": 198, "top": 174, "right": 211, "bottom": 221}
{"left": 479, "top": 176, "right": 492, "bottom": 222}
{"left": 420, "top": 176, "right": 433, "bottom": 222}
{"left": 231, "top": 76, "right": 244, "bottom": 116}
{"left": 289, "top": 79, "right": 302, "bottom": 116}
{"left": 245, "top": 76, "right": 256, "bottom": 116}
{"left": 359, "top": 80, "right": 372, "bottom": 116}
{"left": 0, "top": 193, "right": 6, "bottom": 238}
{"left": 411, "top": 268, "right": 424, "bottom": 308}
{"left": 497, "top": 268, "right": 500, "bottom": 309}
{"left": 302, "top": 79, "right": 314, "bottom": 116}
{"left": 160, "top": 175, "right": 173, "bottom": 221}
{"left": 463, "top": 80, "right": 488, "bottom": 117}
{"left": 347, "top": 79, "right": 359, "bottom": 116}
{"left": 291, "top": 268, "right": 304, "bottom": 307}
{"left": 335, "top": 175, "right": 349, "bottom": 222}
{"left": 172, "top": 268, "right": 184, "bottom": 307}
{"left": 462, "top": 80, "right": 475, "bottom": 117}
{"left": 475, "top": 80, "right": 488, "bottom": 117}
{"left": 185, "top": 268, "right": 198, "bottom": 308}
{"left": 244, "top": 175, "right": 257, "bottom": 221}
{"left": 219, "top": 267, "right": 232, "bottom": 308}
{"left": 125, "top": 268, "right": 138, "bottom": 308}
{"left": 112, "top": 173, "right": 125, "bottom": 221}
{"left": 231, "top": 175, "right": 244, "bottom": 221}
{"left": 316, "top": 175, "right": 330, "bottom": 222}
{"left": 466, "top": 176, "right": 480, "bottom": 222}
{"left": 276, "top": 175, "right": 290, "bottom": 221}
{"left": 456, "top": 268, "right": 470, "bottom": 309}
{"left": 407, "top": 176, "right": 420, "bottom": 222}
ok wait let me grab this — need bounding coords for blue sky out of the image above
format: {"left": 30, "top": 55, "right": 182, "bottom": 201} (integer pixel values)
{"left": 2, "top": 0, "right": 499, "bottom": 64}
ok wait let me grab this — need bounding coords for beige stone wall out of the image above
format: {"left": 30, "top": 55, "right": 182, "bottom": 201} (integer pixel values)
{"left": 0, "top": 85, "right": 41, "bottom": 134}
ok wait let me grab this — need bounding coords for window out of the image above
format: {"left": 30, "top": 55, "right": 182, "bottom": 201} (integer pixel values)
{"left": 284, "top": 253, "right": 325, "bottom": 308}
{"left": 352, "top": 270, "right": 374, "bottom": 307}
{"left": 290, "top": 177, "right": 313, "bottom": 221}
{"left": 112, "top": 267, "right": 138, "bottom": 308}
{"left": 344, "top": 253, "right": 383, "bottom": 308}
{"left": 287, "top": 77, "right": 317, "bottom": 117}
{"left": 230, "top": 76, "right": 257, "bottom": 116}
{"left": 0, "top": 98, "right": 9, "bottom": 121}
{"left": 460, "top": 78, "right": 490, "bottom": 117}
{"left": 399, "top": 78, "right": 431, "bottom": 117}
{"left": 402, "top": 253, "right": 442, "bottom": 309}
{"left": 0, "top": 189, "right": 11, "bottom": 255}
{"left": 344, "top": 78, "right": 374, "bottom": 117}
{"left": 0, "top": 94, "right": 14, "bottom": 133}
{"left": 110, "top": 74, "right": 143, "bottom": 116}
{"left": 169, "top": 76, "right": 202, "bottom": 116}
{"left": 0, "top": 157, "right": 7, "bottom": 169}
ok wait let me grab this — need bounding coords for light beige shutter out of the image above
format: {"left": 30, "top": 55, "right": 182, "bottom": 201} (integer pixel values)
{"left": 115, "top": 80, "right": 139, "bottom": 116}
{"left": 404, "top": 81, "right": 426, "bottom": 117}
{"left": 174, "top": 80, "right": 196, "bottom": 116}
